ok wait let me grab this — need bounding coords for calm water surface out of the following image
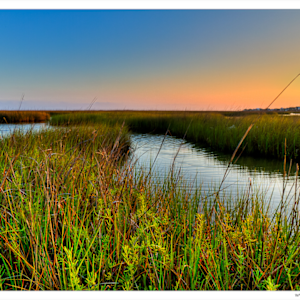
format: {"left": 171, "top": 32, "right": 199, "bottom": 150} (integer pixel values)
{"left": 0, "top": 123, "right": 47, "bottom": 135}
{"left": 130, "top": 133, "right": 299, "bottom": 207}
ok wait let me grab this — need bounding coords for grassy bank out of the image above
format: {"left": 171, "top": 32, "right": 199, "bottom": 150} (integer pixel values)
{"left": 50, "top": 111, "right": 300, "bottom": 160}
{"left": 0, "top": 111, "right": 50, "bottom": 123}
{"left": 0, "top": 125, "right": 299, "bottom": 290}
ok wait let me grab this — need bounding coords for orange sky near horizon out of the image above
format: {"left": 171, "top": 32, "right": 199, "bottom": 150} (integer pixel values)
{"left": 0, "top": 10, "right": 299, "bottom": 110}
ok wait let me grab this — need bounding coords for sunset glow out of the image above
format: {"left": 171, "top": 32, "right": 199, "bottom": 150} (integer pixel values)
{"left": 0, "top": 10, "right": 299, "bottom": 110}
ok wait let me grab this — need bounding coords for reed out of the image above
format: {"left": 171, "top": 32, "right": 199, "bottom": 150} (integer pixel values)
{"left": 50, "top": 111, "right": 300, "bottom": 160}
{"left": 0, "top": 124, "right": 299, "bottom": 290}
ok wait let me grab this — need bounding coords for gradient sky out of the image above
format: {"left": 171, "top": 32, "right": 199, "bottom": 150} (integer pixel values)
{"left": 0, "top": 10, "right": 299, "bottom": 110}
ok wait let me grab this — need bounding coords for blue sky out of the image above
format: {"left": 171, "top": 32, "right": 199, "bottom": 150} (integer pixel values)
{"left": 0, "top": 10, "right": 300, "bottom": 110}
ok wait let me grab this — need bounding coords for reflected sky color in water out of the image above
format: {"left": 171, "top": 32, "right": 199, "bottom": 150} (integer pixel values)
{"left": 131, "top": 133, "right": 299, "bottom": 207}
{"left": 0, "top": 123, "right": 46, "bottom": 136}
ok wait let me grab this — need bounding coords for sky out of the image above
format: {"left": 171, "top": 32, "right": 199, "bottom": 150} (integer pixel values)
{"left": 0, "top": 9, "right": 299, "bottom": 110}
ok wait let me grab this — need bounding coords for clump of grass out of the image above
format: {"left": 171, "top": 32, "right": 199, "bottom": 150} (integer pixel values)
{"left": 0, "top": 111, "right": 50, "bottom": 123}
{"left": 4, "top": 123, "right": 130, "bottom": 158}
{"left": 0, "top": 125, "right": 299, "bottom": 290}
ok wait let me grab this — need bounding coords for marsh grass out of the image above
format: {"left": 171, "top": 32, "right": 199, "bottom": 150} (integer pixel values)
{"left": 0, "top": 111, "right": 50, "bottom": 123}
{"left": 50, "top": 111, "right": 300, "bottom": 160}
{"left": 0, "top": 124, "right": 299, "bottom": 290}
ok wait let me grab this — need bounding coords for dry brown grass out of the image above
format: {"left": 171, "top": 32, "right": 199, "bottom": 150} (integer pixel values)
{"left": 0, "top": 111, "right": 50, "bottom": 123}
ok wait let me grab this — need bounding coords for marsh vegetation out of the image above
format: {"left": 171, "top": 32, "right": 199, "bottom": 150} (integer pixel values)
{"left": 0, "top": 111, "right": 299, "bottom": 290}
{"left": 51, "top": 111, "right": 300, "bottom": 160}
{"left": 0, "top": 111, "right": 50, "bottom": 123}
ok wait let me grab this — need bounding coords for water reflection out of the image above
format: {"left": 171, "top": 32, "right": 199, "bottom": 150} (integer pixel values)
{"left": 0, "top": 123, "right": 47, "bottom": 136}
{"left": 130, "top": 133, "right": 299, "bottom": 207}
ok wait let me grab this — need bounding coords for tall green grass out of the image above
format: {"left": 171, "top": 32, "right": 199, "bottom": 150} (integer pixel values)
{"left": 50, "top": 111, "right": 300, "bottom": 160}
{"left": 0, "top": 124, "right": 299, "bottom": 290}
{"left": 0, "top": 111, "right": 50, "bottom": 123}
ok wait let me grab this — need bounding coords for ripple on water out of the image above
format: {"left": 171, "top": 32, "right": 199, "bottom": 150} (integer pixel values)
{"left": 130, "top": 133, "right": 299, "bottom": 208}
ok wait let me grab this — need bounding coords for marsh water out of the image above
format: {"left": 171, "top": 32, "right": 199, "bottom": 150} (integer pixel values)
{"left": 130, "top": 133, "right": 299, "bottom": 207}
{"left": 1, "top": 123, "right": 298, "bottom": 207}
{"left": 0, "top": 123, "right": 47, "bottom": 133}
